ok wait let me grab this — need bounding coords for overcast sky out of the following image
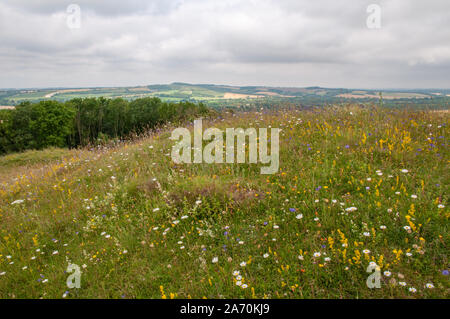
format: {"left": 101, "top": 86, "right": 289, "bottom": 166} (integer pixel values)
{"left": 0, "top": 0, "right": 449, "bottom": 89}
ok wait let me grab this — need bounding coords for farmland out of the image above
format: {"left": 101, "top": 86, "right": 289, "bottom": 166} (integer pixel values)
{"left": 1, "top": 83, "right": 450, "bottom": 110}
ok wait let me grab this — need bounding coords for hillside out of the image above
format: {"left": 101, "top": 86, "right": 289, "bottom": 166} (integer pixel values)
{"left": 0, "top": 106, "right": 448, "bottom": 298}
{"left": 1, "top": 83, "right": 450, "bottom": 109}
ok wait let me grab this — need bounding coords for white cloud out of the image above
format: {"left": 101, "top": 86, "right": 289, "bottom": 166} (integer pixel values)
{"left": 0, "top": 0, "right": 449, "bottom": 88}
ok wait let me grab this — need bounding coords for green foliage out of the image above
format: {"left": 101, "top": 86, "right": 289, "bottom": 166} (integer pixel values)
{"left": 0, "top": 97, "right": 208, "bottom": 155}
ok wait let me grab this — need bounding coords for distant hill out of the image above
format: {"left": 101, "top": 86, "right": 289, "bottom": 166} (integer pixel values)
{"left": 1, "top": 83, "right": 449, "bottom": 109}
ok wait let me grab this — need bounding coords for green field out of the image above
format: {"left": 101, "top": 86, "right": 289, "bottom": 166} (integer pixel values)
{"left": 0, "top": 106, "right": 448, "bottom": 298}
{"left": 2, "top": 83, "right": 450, "bottom": 109}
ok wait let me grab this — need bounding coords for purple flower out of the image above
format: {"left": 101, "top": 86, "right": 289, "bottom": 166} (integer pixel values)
{"left": 289, "top": 208, "right": 296, "bottom": 212}
{"left": 442, "top": 270, "right": 449, "bottom": 276}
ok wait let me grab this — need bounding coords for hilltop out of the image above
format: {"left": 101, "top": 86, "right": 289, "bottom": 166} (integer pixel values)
{"left": 0, "top": 106, "right": 448, "bottom": 298}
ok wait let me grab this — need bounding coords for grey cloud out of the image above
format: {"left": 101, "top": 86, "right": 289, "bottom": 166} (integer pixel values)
{"left": 0, "top": 0, "right": 449, "bottom": 88}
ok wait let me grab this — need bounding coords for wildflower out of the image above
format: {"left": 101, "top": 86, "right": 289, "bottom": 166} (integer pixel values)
{"left": 403, "top": 226, "right": 411, "bottom": 231}
{"left": 236, "top": 281, "right": 242, "bottom": 286}
{"left": 380, "top": 225, "right": 387, "bottom": 230}
{"left": 52, "top": 250, "right": 59, "bottom": 255}
{"left": 438, "top": 204, "right": 445, "bottom": 209}
{"left": 153, "top": 208, "right": 160, "bottom": 212}
{"left": 273, "top": 225, "right": 279, "bottom": 229}
{"left": 324, "top": 257, "right": 331, "bottom": 262}
{"left": 11, "top": 199, "right": 25, "bottom": 205}
{"left": 425, "top": 283, "right": 434, "bottom": 289}
{"left": 399, "top": 281, "right": 407, "bottom": 286}
{"left": 296, "top": 214, "right": 303, "bottom": 219}
{"left": 289, "top": 208, "right": 296, "bottom": 212}
{"left": 195, "top": 200, "right": 202, "bottom": 205}
{"left": 298, "top": 255, "right": 304, "bottom": 260}
{"left": 409, "top": 287, "right": 417, "bottom": 293}
{"left": 363, "top": 232, "right": 370, "bottom": 237}
{"left": 62, "top": 291, "right": 69, "bottom": 298}
{"left": 384, "top": 271, "right": 392, "bottom": 277}
{"left": 263, "top": 253, "right": 269, "bottom": 258}
{"left": 233, "top": 270, "right": 240, "bottom": 276}
{"left": 240, "top": 261, "right": 247, "bottom": 267}
{"left": 181, "top": 215, "right": 189, "bottom": 219}
{"left": 0, "top": 272, "right": 5, "bottom": 276}
{"left": 241, "top": 284, "right": 248, "bottom": 289}
{"left": 362, "top": 249, "right": 371, "bottom": 254}
{"left": 212, "top": 257, "right": 218, "bottom": 263}
{"left": 442, "top": 270, "right": 449, "bottom": 276}
{"left": 236, "top": 275, "right": 242, "bottom": 281}
{"left": 313, "top": 252, "right": 321, "bottom": 257}
{"left": 411, "top": 195, "right": 417, "bottom": 199}
{"left": 314, "top": 217, "right": 319, "bottom": 221}
{"left": 401, "top": 169, "right": 409, "bottom": 173}
{"left": 406, "top": 252, "right": 412, "bottom": 257}
{"left": 345, "top": 207, "right": 357, "bottom": 212}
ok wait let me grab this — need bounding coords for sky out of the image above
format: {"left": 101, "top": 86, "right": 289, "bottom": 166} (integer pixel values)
{"left": 0, "top": 0, "right": 449, "bottom": 89}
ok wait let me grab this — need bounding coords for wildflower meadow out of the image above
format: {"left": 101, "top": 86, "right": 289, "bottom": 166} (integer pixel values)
{"left": 0, "top": 106, "right": 448, "bottom": 299}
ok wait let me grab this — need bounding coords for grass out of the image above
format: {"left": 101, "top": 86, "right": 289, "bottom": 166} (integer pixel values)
{"left": 0, "top": 106, "right": 448, "bottom": 299}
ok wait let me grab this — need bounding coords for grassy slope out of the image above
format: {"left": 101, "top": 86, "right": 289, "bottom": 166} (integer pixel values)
{"left": 0, "top": 107, "right": 448, "bottom": 298}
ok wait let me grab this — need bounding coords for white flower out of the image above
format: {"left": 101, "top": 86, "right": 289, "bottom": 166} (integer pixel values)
{"left": 62, "top": 292, "right": 68, "bottom": 298}
{"left": 296, "top": 214, "right": 303, "bottom": 219}
{"left": 399, "top": 281, "right": 407, "bottom": 286}
{"left": 324, "top": 257, "right": 331, "bottom": 262}
{"left": 236, "top": 275, "right": 242, "bottom": 281}
{"left": 425, "top": 283, "right": 434, "bottom": 289}
{"left": 314, "top": 217, "right": 319, "bottom": 221}
{"left": 42, "top": 279, "right": 49, "bottom": 283}
{"left": 239, "top": 241, "right": 244, "bottom": 245}
{"left": 411, "top": 195, "right": 417, "bottom": 199}
{"left": 52, "top": 250, "right": 59, "bottom": 255}
{"left": 362, "top": 249, "right": 371, "bottom": 254}
{"left": 384, "top": 271, "right": 391, "bottom": 277}
{"left": 409, "top": 287, "right": 417, "bottom": 293}
{"left": 298, "top": 255, "right": 304, "bottom": 260}
{"left": 403, "top": 226, "right": 411, "bottom": 231}
{"left": 105, "top": 234, "right": 111, "bottom": 239}
{"left": 236, "top": 281, "right": 242, "bottom": 286}
{"left": 22, "top": 266, "right": 28, "bottom": 270}
{"left": 181, "top": 215, "right": 189, "bottom": 219}
{"left": 313, "top": 252, "right": 321, "bottom": 257}
{"left": 195, "top": 200, "right": 202, "bottom": 205}
{"left": 11, "top": 199, "right": 25, "bottom": 205}
{"left": 212, "top": 257, "right": 218, "bottom": 263}
{"left": 263, "top": 253, "right": 269, "bottom": 258}
{"left": 241, "top": 284, "right": 248, "bottom": 289}
{"left": 101, "top": 232, "right": 106, "bottom": 236}
{"left": 345, "top": 207, "right": 357, "bottom": 212}
{"left": 153, "top": 208, "right": 160, "bottom": 212}
{"left": 0, "top": 272, "right": 6, "bottom": 276}
{"left": 438, "top": 204, "right": 445, "bottom": 209}
{"left": 406, "top": 252, "right": 412, "bottom": 257}
{"left": 380, "top": 225, "right": 387, "bottom": 230}
{"left": 363, "top": 232, "right": 370, "bottom": 237}
{"left": 240, "top": 261, "right": 247, "bottom": 267}
{"left": 401, "top": 169, "right": 409, "bottom": 173}
{"left": 273, "top": 225, "right": 279, "bottom": 229}
{"left": 233, "top": 270, "right": 240, "bottom": 276}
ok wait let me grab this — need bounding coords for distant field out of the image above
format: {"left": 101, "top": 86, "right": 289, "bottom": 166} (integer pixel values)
{"left": 2, "top": 83, "right": 449, "bottom": 108}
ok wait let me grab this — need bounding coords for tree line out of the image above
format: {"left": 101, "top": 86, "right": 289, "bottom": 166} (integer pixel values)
{"left": 0, "top": 97, "right": 208, "bottom": 155}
